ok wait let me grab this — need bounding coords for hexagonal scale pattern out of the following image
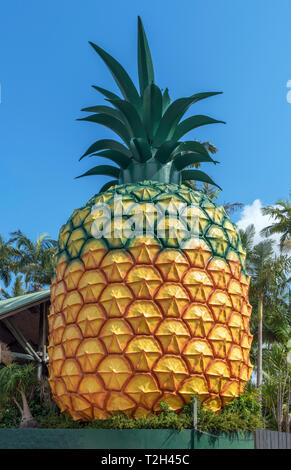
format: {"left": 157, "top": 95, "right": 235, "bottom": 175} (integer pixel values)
{"left": 49, "top": 182, "right": 253, "bottom": 420}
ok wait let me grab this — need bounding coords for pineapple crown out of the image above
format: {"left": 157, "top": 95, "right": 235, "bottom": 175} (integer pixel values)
{"left": 77, "top": 17, "right": 225, "bottom": 192}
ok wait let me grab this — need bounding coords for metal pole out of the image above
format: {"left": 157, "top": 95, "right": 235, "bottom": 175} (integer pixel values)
{"left": 193, "top": 398, "right": 198, "bottom": 430}
{"left": 37, "top": 303, "right": 46, "bottom": 380}
{"left": 2, "top": 318, "right": 41, "bottom": 363}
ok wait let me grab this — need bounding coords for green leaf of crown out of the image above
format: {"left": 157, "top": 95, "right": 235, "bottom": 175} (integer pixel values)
{"left": 77, "top": 17, "right": 225, "bottom": 190}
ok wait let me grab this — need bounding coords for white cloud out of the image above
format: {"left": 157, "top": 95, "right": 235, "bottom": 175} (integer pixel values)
{"left": 237, "top": 199, "right": 280, "bottom": 248}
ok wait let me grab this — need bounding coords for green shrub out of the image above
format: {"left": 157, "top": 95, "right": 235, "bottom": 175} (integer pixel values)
{"left": 1, "top": 389, "right": 264, "bottom": 432}
{"left": 37, "top": 413, "right": 82, "bottom": 429}
{"left": 0, "top": 400, "right": 20, "bottom": 428}
{"left": 223, "top": 387, "right": 261, "bottom": 417}
{"left": 197, "top": 388, "right": 263, "bottom": 433}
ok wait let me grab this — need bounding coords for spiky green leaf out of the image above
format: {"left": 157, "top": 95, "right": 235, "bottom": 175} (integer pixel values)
{"left": 92, "top": 85, "right": 120, "bottom": 101}
{"left": 142, "top": 84, "right": 162, "bottom": 140}
{"left": 174, "top": 152, "right": 217, "bottom": 171}
{"left": 129, "top": 138, "right": 152, "bottom": 162}
{"left": 173, "top": 115, "right": 226, "bottom": 141}
{"left": 89, "top": 42, "right": 141, "bottom": 110}
{"left": 76, "top": 165, "right": 120, "bottom": 179}
{"left": 78, "top": 113, "right": 131, "bottom": 145}
{"left": 94, "top": 150, "right": 131, "bottom": 169}
{"left": 182, "top": 169, "right": 221, "bottom": 189}
{"left": 155, "top": 141, "right": 181, "bottom": 164}
{"left": 108, "top": 99, "right": 147, "bottom": 139}
{"left": 137, "top": 16, "right": 154, "bottom": 95}
{"left": 80, "top": 139, "right": 131, "bottom": 161}
{"left": 81, "top": 105, "right": 125, "bottom": 123}
{"left": 153, "top": 92, "right": 222, "bottom": 146}
{"left": 162, "top": 88, "right": 171, "bottom": 114}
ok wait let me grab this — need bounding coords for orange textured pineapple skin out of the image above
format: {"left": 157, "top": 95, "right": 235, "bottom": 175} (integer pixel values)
{"left": 48, "top": 183, "right": 253, "bottom": 420}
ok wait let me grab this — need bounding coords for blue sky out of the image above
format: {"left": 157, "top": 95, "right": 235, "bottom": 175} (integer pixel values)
{"left": 0, "top": 0, "right": 290, "bottom": 243}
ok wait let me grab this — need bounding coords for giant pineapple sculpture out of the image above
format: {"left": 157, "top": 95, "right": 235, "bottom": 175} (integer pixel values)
{"left": 48, "top": 18, "right": 253, "bottom": 420}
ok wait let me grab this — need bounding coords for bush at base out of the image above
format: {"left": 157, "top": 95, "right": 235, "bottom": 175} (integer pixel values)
{"left": 0, "top": 388, "right": 264, "bottom": 432}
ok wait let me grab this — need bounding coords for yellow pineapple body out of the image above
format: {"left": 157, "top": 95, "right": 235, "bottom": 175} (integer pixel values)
{"left": 48, "top": 182, "right": 253, "bottom": 420}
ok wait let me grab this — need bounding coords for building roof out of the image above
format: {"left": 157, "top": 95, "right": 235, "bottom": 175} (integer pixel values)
{"left": 0, "top": 290, "right": 50, "bottom": 319}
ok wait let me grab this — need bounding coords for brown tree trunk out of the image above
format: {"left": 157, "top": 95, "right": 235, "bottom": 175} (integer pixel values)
{"left": 257, "top": 294, "right": 263, "bottom": 406}
{"left": 19, "top": 389, "right": 38, "bottom": 428}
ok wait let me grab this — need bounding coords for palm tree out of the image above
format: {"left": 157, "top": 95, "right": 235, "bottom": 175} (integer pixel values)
{"left": 262, "top": 343, "right": 290, "bottom": 432}
{"left": 1, "top": 275, "right": 28, "bottom": 299}
{"left": 9, "top": 231, "right": 57, "bottom": 291}
{"left": 263, "top": 272, "right": 291, "bottom": 345}
{"left": 240, "top": 223, "right": 290, "bottom": 414}
{"left": 0, "top": 361, "right": 38, "bottom": 428}
{"left": 263, "top": 302, "right": 290, "bottom": 346}
{"left": 249, "top": 243, "right": 290, "bottom": 403}
{"left": 261, "top": 195, "right": 291, "bottom": 251}
{"left": 248, "top": 240, "right": 274, "bottom": 402}
{"left": 238, "top": 224, "right": 255, "bottom": 270}
{"left": 10, "top": 275, "right": 28, "bottom": 297}
{"left": 0, "top": 235, "right": 18, "bottom": 297}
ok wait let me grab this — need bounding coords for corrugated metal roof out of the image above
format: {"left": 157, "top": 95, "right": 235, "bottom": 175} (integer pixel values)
{"left": 0, "top": 290, "right": 50, "bottom": 317}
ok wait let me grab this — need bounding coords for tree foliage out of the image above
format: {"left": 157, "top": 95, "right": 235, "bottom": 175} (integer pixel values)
{"left": 261, "top": 195, "right": 291, "bottom": 251}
